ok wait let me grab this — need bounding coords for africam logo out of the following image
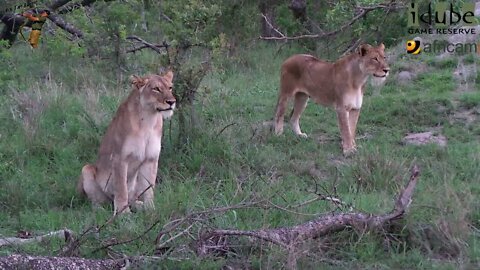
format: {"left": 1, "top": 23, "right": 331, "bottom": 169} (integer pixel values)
{"left": 406, "top": 39, "right": 479, "bottom": 55}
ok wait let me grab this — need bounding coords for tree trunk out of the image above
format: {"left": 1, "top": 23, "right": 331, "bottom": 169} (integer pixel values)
{"left": 289, "top": 0, "right": 307, "bottom": 22}
{"left": 258, "top": 0, "right": 281, "bottom": 38}
{"left": 0, "top": 13, "right": 25, "bottom": 46}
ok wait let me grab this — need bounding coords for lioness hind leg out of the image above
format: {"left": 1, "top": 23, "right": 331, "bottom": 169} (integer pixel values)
{"left": 79, "top": 164, "right": 109, "bottom": 206}
{"left": 290, "top": 92, "right": 309, "bottom": 137}
{"left": 274, "top": 96, "right": 289, "bottom": 135}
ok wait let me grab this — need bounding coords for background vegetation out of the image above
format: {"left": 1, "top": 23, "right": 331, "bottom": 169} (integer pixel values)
{"left": 0, "top": 0, "right": 479, "bottom": 269}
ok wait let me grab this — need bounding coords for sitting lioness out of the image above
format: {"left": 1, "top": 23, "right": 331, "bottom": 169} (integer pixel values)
{"left": 274, "top": 44, "right": 389, "bottom": 155}
{"left": 77, "top": 71, "right": 176, "bottom": 214}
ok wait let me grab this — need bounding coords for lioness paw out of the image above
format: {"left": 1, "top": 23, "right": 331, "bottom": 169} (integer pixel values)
{"left": 342, "top": 147, "right": 357, "bottom": 157}
{"left": 297, "top": 132, "right": 308, "bottom": 138}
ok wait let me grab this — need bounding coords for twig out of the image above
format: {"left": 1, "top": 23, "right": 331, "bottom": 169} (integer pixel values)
{"left": 0, "top": 229, "right": 74, "bottom": 247}
{"left": 61, "top": 184, "right": 154, "bottom": 256}
{"left": 155, "top": 200, "right": 264, "bottom": 245}
{"left": 260, "top": 13, "right": 285, "bottom": 38}
{"left": 200, "top": 164, "right": 421, "bottom": 249}
{"left": 260, "top": 3, "right": 405, "bottom": 41}
{"left": 126, "top": 36, "right": 167, "bottom": 54}
{"left": 215, "top": 122, "right": 237, "bottom": 138}
{"left": 157, "top": 223, "right": 195, "bottom": 248}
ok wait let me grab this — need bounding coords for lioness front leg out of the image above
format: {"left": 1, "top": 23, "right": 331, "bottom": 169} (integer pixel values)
{"left": 348, "top": 109, "right": 360, "bottom": 148}
{"left": 135, "top": 160, "right": 157, "bottom": 210}
{"left": 113, "top": 162, "right": 130, "bottom": 215}
{"left": 336, "top": 109, "right": 355, "bottom": 156}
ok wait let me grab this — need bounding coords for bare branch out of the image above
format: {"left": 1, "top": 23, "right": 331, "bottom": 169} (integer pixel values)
{"left": 260, "top": 2, "right": 406, "bottom": 41}
{"left": 199, "top": 165, "right": 421, "bottom": 249}
{"left": 47, "top": 0, "right": 74, "bottom": 10}
{"left": 126, "top": 35, "right": 168, "bottom": 54}
{"left": 260, "top": 13, "right": 285, "bottom": 38}
{"left": 47, "top": 12, "right": 83, "bottom": 38}
{"left": 0, "top": 229, "right": 74, "bottom": 247}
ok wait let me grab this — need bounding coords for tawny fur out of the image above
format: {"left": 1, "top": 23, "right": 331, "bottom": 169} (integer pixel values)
{"left": 77, "top": 71, "right": 176, "bottom": 214}
{"left": 274, "top": 44, "right": 389, "bottom": 155}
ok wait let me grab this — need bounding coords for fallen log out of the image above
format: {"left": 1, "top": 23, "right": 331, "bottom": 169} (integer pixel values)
{"left": 198, "top": 165, "right": 421, "bottom": 269}
{"left": 0, "top": 229, "right": 74, "bottom": 247}
{"left": 0, "top": 254, "right": 125, "bottom": 270}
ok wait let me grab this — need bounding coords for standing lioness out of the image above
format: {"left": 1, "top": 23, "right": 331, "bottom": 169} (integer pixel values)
{"left": 77, "top": 71, "right": 176, "bottom": 214}
{"left": 274, "top": 44, "right": 389, "bottom": 155}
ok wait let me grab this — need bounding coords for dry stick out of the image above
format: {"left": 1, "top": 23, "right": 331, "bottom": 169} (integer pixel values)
{"left": 126, "top": 36, "right": 167, "bottom": 54}
{"left": 155, "top": 200, "right": 265, "bottom": 245}
{"left": 47, "top": 12, "right": 83, "bottom": 38}
{"left": 98, "top": 183, "right": 154, "bottom": 231}
{"left": 201, "top": 164, "right": 420, "bottom": 249}
{"left": 0, "top": 229, "right": 74, "bottom": 247}
{"left": 92, "top": 200, "right": 265, "bottom": 253}
{"left": 260, "top": 13, "right": 285, "bottom": 38}
{"left": 260, "top": 3, "right": 405, "bottom": 41}
{"left": 215, "top": 122, "right": 237, "bottom": 138}
{"left": 157, "top": 223, "right": 195, "bottom": 248}
{"left": 61, "top": 184, "right": 154, "bottom": 256}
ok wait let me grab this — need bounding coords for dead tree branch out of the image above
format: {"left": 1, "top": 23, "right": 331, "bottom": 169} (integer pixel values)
{"left": 126, "top": 35, "right": 168, "bottom": 54}
{"left": 47, "top": 0, "right": 74, "bottom": 10}
{"left": 0, "top": 229, "right": 74, "bottom": 247}
{"left": 47, "top": 12, "right": 83, "bottom": 38}
{"left": 198, "top": 165, "right": 421, "bottom": 257}
{"left": 260, "top": 2, "right": 406, "bottom": 41}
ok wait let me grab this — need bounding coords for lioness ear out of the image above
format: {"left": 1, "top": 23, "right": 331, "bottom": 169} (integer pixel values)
{"left": 378, "top": 43, "right": 385, "bottom": 51}
{"left": 357, "top": 44, "right": 372, "bottom": 56}
{"left": 163, "top": 70, "right": 174, "bottom": 83}
{"left": 130, "top": 75, "right": 148, "bottom": 90}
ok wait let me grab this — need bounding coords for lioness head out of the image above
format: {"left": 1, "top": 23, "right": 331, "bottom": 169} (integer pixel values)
{"left": 357, "top": 43, "right": 390, "bottom": 80}
{"left": 131, "top": 71, "right": 176, "bottom": 119}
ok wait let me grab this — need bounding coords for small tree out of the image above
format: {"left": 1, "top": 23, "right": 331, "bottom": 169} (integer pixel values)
{"left": 153, "top": 0, "right": 225, "bottom": 144}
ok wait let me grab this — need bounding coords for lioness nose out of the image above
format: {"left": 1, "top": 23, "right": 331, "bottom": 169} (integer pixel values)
{"left": 383, "top": 68, "right": 390, "bottom": 73}
{"left": 166, "top": 100, "right": 176, "bottom": 106}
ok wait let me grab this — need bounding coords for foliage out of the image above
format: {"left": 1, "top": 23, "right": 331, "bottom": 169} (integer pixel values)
{"left": 0, "top": 0, "right": 479, "bottom": 268}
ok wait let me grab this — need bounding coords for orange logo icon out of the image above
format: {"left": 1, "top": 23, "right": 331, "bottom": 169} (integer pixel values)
{"left": 406, "top": 40, "right": 421, "bottom": 54}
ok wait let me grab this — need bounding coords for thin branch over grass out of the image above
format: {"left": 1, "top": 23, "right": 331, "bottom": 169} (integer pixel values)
{"left": 0, "top": 229, "right": 74, "bottom": 247}
{"left": 198, "top": 165, "right": 421, "bottom": 268}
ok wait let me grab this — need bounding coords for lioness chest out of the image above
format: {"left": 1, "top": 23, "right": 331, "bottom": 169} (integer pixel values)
{"left": 341, "top": 87, "right": 363, "bottom": 110}
{"left": 123, "top": 129, "right": 162, "bottom": 165}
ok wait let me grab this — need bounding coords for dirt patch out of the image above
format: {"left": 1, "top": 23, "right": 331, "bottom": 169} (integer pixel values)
{"left": 402, "top": 131, "right": 447, "bottom": 147}
{"left": 451, "top": 108, "right": 478, "bottom": 126}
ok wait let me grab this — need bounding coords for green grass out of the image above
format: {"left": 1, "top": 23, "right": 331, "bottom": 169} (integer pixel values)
{"left": 0, "top": 44, "right": 479, "bottom": 269}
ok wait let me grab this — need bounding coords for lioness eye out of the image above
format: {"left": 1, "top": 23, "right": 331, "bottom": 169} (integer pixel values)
{"left": 153, "top": 87, "right": 161, "bottom": 92}
{"left": 373, "top": 57, "right": 379, "bottom": 62}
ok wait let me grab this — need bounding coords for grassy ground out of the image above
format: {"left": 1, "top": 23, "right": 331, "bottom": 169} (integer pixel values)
{"left": 0, "top": 42, "right": 479, "bottom": 269}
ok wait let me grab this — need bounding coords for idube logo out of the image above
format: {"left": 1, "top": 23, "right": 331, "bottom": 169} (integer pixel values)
{"left": 408, "top": 2, "right": 476, "bottom": 34}
{"left": 406, "top": 1, "right": 478, "bottom": 56}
